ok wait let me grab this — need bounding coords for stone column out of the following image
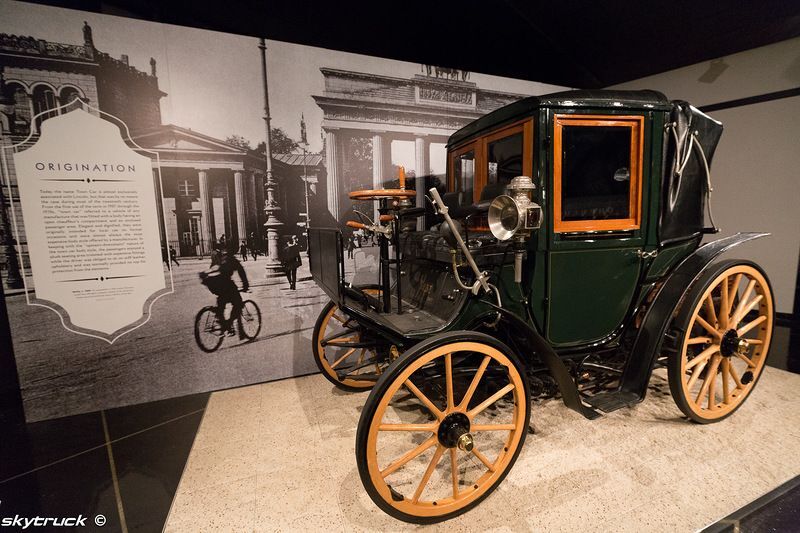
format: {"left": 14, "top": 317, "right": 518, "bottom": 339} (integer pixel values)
{"left": 324, "top": 128, "right": 340, "bottom": 221}
{"left": 233, "top": 170, "right": 247, "bottom": 244}
{"left": 247, "top": 171, "right": 257, "bottom": 235}
{"left": 255, "top": 172, "right": 265, "bottom": 248}
{"left": 152, "top": 168, "right": 165, "bottom": 245}
{"left": 197, "top": 169, "right": 213, "bottom": 255}
{"left": 371, "top": 132, "right": 386, "bottom": 221}
{"left": 414, "top": 136, "right": 429, "bottom": 230}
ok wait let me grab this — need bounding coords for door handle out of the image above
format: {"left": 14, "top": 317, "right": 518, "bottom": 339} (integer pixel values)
{"left": 637, "top": 249, "right": 658, "bottom": 259}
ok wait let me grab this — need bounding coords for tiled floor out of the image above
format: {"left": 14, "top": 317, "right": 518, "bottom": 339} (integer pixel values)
{"left": 0, "top": 393, "right": 208, "bottom": 532}
{"left": 1, "top": 325, "right": 797, "bottom": 531}
{"left": 164, "top": 365, "right": 800, "bottom": 532}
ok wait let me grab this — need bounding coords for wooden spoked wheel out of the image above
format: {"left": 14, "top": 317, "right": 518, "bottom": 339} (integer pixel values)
{"left": 668, "top": 260, "right": 774, "bottom": 423}
{"left": 356, "top": 332, "right": 529, "bottom": 523}
{"left": 312, "top": 288, "right": 386, "bottom": 391}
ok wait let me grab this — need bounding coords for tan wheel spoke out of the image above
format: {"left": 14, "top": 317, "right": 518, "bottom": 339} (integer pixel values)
{"left": 381, "top": 436, "right": 437, "bottom": 478}
{"left": 458, "top": 355, "right": 490, "bottom": 411}
{"left": 721, "top": 358, "right": 731, "bottom": 404}
{"left": 731, "top": 294, "right": 763, "bottom": 327}
{"left": 326, "top": 335, "right": 357, "bottom": 345}
{"left": 720, "top": 276, "right": 730, "bottom": 328}
{"left": 707, "top": 361, "right": 718, "bottom": 409}
{"left": 695, "top": 315, "right": 722, "bottom": 339}
{"left": 331, "top": 313, "right": 346, "bottom": 323}
{"left": 729, "top": 364, "right": 743, "bottom": 389}
{"left": 378, "top": 423, "right": 437, "bottom": 432}
{"left": 736, "top": 352, "right": 756, "bottom": 368}
{"left": 330, "top": 348, "right": 356, "bottom": 369}
{"left": 357, "top": 348, "right": 366, "bottom": 365}
{"left": 687, "top": 358, "right": 708, "bottom": 389}
{"left": 695, "top": 356, "right": 721, "bottom": 407}
{"left": 405, "top": 379, "right": 445, "bottom": 421}
{"left": 468, "top": 383, "right": 515, "bottom": 419}
{"left": 687, "top": 336, "right": 713, "bottom": 345}
{"left": 704, "top": 294, "right": 718, "bottom": 326}
{"left": 745, "top": 339, "right": 764, "bottom": 345}
{"left": 450, "top": 448, "right": 459, "bottom": 499}
{"left": 412, "top": 445, "right": 445, "bottom": 503}
{"left": 730, "top": 279, "right": 756, "bottom": 324}
{"left": 737, "top": 315, "right": 766, "bottom": 336}
{"left": 686, "top": 344, "right": 718, "bottom": 370}
{"left": 471, "top": 446, "right": 496, "bottom": 472}
{"left": 472, "top": 424, "right": 516, "bottom": 431}
{"left": 445, "top": 353, "right": 454, "bottom": 411}
{"left": 728, "top": 273, "right": 743, "bottom": 307}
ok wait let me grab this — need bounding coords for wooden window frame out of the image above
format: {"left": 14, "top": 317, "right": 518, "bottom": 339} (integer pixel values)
{"left": 448, "top": 141, "right": 482, "bottom": 201}
{"left": 553, "top": 114, "right": 644, "bottom": 233}
{"left": 448, "top": 119, "right": 533, "bottom": 203}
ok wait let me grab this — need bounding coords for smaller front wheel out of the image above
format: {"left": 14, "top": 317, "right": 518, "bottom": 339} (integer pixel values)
{"left": 312, "top": 287, "right": 386, "bottom": 391}
{"left": 356, "top": 331, "right": 530, "bottom": 523}
{"left": 194, "top": 306, "right": 224, "bottom": 353}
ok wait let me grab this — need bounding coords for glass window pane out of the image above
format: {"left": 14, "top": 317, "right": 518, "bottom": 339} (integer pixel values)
{"left": 487, "top": 132, "right": 523, "bottom": 187}
{"left": 454, "top": 149, "right": 475, "bottom": 197}
{"left": 561, "top": 126, "right": 631, "bottom": 221}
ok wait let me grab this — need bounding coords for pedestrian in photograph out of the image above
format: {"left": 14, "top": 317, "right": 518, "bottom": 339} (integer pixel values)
{"left": 161, "top": 244, "right": 171, "bottom": 270}
{"left": 346, "top": 235, "right": 355, "bottom": 259}
{"left": 169, "top": 245, "right": 180, "bottom": 267}
{"left": 240, "top": 240, "right": 248, "bottom": 261}
{"left": 281, "top": 236, "right": 302, "bottom": 290}
{"left": 248, "top": 232, "right": 259, "bottom": 261}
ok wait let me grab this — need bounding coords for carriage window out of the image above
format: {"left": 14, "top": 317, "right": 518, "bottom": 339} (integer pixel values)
{"left": 487, "top": 132, "right": 523, "bottom": 188}
{"left": 554, "top": 115, "right": 643, "bottom": 233}
{"left": 453, "top": 149, "right": 475, "bottom": 197}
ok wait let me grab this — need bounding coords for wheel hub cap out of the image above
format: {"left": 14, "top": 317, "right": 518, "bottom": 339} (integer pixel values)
{"left": 720, "top": 329, "right": 748, "bottom": 357}
{"left": 437, "top": 412, "right": 470, "bottom": 448}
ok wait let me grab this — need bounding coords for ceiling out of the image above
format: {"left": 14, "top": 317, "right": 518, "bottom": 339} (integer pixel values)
{"left": 25, "top": 0, "right": 800, "bottom": 88}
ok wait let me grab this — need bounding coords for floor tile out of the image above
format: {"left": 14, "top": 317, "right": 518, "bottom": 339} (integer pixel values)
{"left": 0, "top": 446, "right": 121, "bottom": 533}
{"left": 113, "top": 410, "right": 205, "bottom": 533}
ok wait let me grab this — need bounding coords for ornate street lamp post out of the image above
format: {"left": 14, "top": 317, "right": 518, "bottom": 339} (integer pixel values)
{"left": 259, "top": 38, "right": 284, "bottom": 276}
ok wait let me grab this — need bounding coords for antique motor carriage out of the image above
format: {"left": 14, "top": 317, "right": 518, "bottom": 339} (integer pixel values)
{"left": 308, "top": 90, "right": 774, "bottom": 523}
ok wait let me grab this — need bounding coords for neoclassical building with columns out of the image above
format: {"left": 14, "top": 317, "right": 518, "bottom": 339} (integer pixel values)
{"left": 0, "top": 22, "right": 285, "bottom": 269}
{"left": 312, "top": 67, "right": 528, "bottom": 223}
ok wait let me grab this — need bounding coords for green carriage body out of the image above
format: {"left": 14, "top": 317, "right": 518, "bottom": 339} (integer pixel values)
{"left": 307, "top": 89, "right": 774, "bottom": 523}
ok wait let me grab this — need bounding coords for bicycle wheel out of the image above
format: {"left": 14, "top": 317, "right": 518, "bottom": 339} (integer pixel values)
{"left": 195, "top": 306, "right": 224, "bottom": 353}
{"left": 238, "top": 300, "right": 262, "bottom": 340}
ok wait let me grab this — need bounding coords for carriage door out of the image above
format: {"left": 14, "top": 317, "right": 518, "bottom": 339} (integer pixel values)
{"left": 545, "top": 114, "right": 646, "bottom": 346}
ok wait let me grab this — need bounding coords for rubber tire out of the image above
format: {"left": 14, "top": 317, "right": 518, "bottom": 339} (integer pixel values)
{"left": 667, "top": 259, "right": 774, "bottom": 424}
{"left": 194, "top": 306, "right": 224, "bottom": 353}
{"left": 311, "top": 285, "right": 383, "bottom": 392}
{"left": 355, "top": 331, "right": 531, "bottom": 524}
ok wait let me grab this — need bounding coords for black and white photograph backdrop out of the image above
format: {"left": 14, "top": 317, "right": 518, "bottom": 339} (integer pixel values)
{"left": 0, "top": 0, "right": 565, "bottom": 422}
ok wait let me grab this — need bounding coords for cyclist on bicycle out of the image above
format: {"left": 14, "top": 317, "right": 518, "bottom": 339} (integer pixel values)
{"left": 200, "top": 248, "right": 249, "bottom": 338}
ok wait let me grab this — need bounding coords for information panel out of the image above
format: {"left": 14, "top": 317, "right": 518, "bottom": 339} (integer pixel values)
{"left": 13, "top": 109, "right": 165, "bottom": 340}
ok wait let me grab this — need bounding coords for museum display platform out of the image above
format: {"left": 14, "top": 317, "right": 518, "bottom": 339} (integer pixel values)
{"left": 164, "top": 364, "right": 800, "bottom": 531}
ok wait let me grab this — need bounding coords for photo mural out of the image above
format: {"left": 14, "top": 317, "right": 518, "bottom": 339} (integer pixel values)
{"left": 0, "top": 0, "right": 565, "bottom": 422}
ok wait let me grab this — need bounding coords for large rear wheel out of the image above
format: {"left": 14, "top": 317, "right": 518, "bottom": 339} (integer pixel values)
{"left": 356, "top": 332, "right": 529, "bottom": 523}
{"left": 668, "top": 260, "right": 774, "bottom": 423}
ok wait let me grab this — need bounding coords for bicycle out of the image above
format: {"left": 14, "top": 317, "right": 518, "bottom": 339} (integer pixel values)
{"left": 194, "top": 290, "right": 262, "bottom": 352}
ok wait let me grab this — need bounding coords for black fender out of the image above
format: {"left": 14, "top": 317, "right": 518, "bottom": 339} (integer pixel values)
{"left": 619, "top": 232, "right": 769, "bottom": 401}
{"left": 470, "top": 303, "right": 601, "bottom": 420}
